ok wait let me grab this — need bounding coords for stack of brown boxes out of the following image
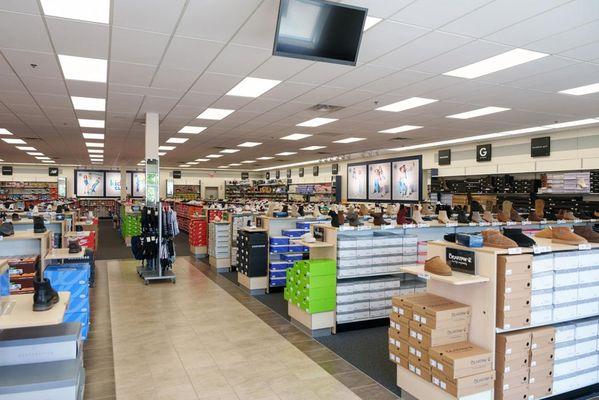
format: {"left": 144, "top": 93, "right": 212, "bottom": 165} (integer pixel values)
{"left": 495, "top": 327, "right": 555, "bottom": 400}
{"left": 497, "top": 255, "right": 532, "bottom": 330}
{"left": 7, "top": 256, "right": 38, "bottom": 295}
{"left": 388, "top": 293, "right": 471, "bottom": 383}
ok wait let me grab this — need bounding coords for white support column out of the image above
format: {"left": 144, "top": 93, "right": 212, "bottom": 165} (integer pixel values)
{"left": 145, "top": 112, "right": 160, "bottom": 206}
{"left": 145, "top": 112, "right": 160, "bottom": 161}
{"left": 120, "top": 167, "right": 127, "bottom": 201}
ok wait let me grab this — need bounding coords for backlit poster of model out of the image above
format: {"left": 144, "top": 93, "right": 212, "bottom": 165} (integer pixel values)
{"left": 368, "top": 162, "right": 391, "bottom": 201}
{"left": 392, "top": 157, "right": 420, "bottom": 202}
{"left": 105, "top": 172, "right": 132, "bottom": 197}
{"left": 347, "top": 164, "right": 367, "bottom": 200}
{"left": 76, "top": 171, "right": 104, "bottom": 197}
{"left": 132, "top": 172, "right": 146, "bottom": 197}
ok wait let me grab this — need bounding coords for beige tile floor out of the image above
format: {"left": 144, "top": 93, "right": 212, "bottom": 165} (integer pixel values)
{"left": 106, "top": 257, "right": 364, "bottom": 400}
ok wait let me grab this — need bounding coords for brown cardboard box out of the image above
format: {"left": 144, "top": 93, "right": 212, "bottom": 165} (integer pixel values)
{"left": 408, "top": 353, "right": 431, "bottom": 374}
{"left": 412, "top": 298, "right": 471, "bottom": 329}
{"left": 388, "top": 335, "right": 409, "bottom": 358}
{"left": 495, "top": 384, "right": 529, "bottom": 400}
{"left": 497, "top": 331, "right": 532, "bottom": 356}
{"left": 496, "top": 368, "right": 529, "bottom": 391}
{"left": 497, "top": 273, "right": 531, "bottom": 295}
{"left": 530, "top": 326, "right": 555, "bottom": 350}
{"left": 389, "top": 313, "right": 409, "bottom": 340}
{"left": 528, "top": 363, "right": 553, "bottom": 384}
{"left": 392, "top": 293, "right": 442, "bottom": 320}
{"left": 527, "top": 377, "right": 553, "bottom": 399}
{"left": 409, "top": 320, "right": 469, "bottom": 348}
{"left": 529, "top": 347, "right": 554, "bottom": 368}
{"left": 497, "top": 291, "right": 531, "bottom": 313}
{"left": 408, "top": 357, "right": 432, "bottom": 382}
{"left": 388, "top": 352, "right": 408, "bottom": 369}
{"left": 429, "top": 341, "right": 492, "bottom": 379}
{"left": 497, "top": 255, "right": 533, "bottom": 277}
{"left": 431, "top": 369, "right": 495, "bottom": 397}
{"left": 496, "top": 308, "right": 531, "bottom": 330}
{"left": 408, "top": 343, "right": 430, "bottom": 367}
{"left": 495, "top": 351, "right": 529, "bottom": 374}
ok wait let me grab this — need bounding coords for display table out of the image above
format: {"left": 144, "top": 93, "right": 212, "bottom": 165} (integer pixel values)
{"left": 74, "top": 221, "right": 99, "bottom": 248}
{"left": 45, "top": 248, "right": 87, "bottom": 261}
{"left": 0, "top": 292, "right": 70, "bottom": 329}
{"left": 12, "top": 220, "right": 67, "bottom": 247}
{"left": 0, "top": 231, "right": 51, "bottom": 270}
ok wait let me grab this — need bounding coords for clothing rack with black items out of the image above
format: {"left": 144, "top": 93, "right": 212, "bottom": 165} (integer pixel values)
{"left": 135, "top": 202, "right": 177, "bottom": 284}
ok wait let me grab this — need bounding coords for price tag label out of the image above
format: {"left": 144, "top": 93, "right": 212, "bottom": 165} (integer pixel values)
{"left": 521, "top": 220, "right": 530, "bottom": 225}
{"left": 0, "top": 236, "right": 3, "bottom": 241}
{"left": 417, "top": 273, "right": 430, "bottom": 280}
{"left": 479, "top": 222, "right": 490, "bottom": 226}
{"left": 508, "top": 247, "right": 522, "bottom": 255}
{"left": 492, "top": 221, "right": 502, "bottom": 226}
{"left": 339, "top": 225, "right": 354, "bottom": 231}
{"left": 381, "top": 224, "right": 395, "bottom": 230}
{"left": 403, "top": 223, "right": 415, "bottom": 229}
{"left": 579, "top": 243, "right": 592, "bottom": 250}
{"left": 506, "top": 221, "right": 517, "bottom": 226}
{"left": 445, "top": 222, "right": 458, "bottom": 227}
{"left": 574, "top": 219, "right": 582, "bottom": 223}
{"left": 557, "top": 219, "right": 566, "bottom": 224}
{"left": 357, "top": 226, "right": 371, "bottom": 231}
{"left": 540, "top": 219, "right": 547, "bottom": 224}
{"left": 297, "top": 217, "right": 305, "bottom": 220}
{"left": 417, "top": 223, "right": 430, "bottom": 228}
{"left": 532, "top": 245, "right": 546, "bottom": 254}
{"left": 469, "top": 222, "right": 478, "bottom": 227}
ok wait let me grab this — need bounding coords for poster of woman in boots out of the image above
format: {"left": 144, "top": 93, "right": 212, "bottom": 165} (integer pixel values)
{"left": 392, "top": 158, "right": 420, "bottom": 201}
{"left": 368, "top": 162, "right": 391, "bottom": 200}
{"left": 347, "top": 164, "right": 367, "bottom": 200}
{"left": 76, "top": 170, "right": 105, "bottom": 197}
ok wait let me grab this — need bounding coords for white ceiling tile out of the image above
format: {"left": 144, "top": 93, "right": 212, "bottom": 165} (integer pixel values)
{"left": 288, "top": 62, "right": 355, "bottom": 86}
{"left": 527, "top": 21, "right": 599, "bottom": 54}
{"left": 326, "top": 90, "right": 379, "bottom": 107}
{"left": 139, "top": 96, "right": 179, "bottom": 115}
{"left": 478, "top": 55, "right": 576, "bottom": 85}
{"left": 189, "top": 72, "right": 242, "bottom": 95}
{"left": 0, "top": 0, "right": 40, "bottom": 14}
{"left": 46, "top": 17, "right": 109, "bottom": 59}
{"left": 3, "top": 49, "right": 62, "bottom": 79}
{"left": 0, "top": 90, "right": 37, "bottom": 106}
{"left": 293, "top": 86, "right": 348, "bottom": 105}
{"left": 161, "top": 36, "right": 224, "bottom": 72}
{"left": 0, "top": 72, "right": 26, "bottom": 91}
{"left": 252, "top": 56, "right": 313, "bottom": 81}
{"left": 207, "top": 44, "right": 271, "bottom": 76}
{"left": 177, "top": 0, "right": 261, "bottom": 42}
{"left": 65, "top": 80, "right": 107, "bottom": 98}
{"left": 326, "top": 64, "right": 397, "bottom": 90}
{"left": 113, "top": 0, "right": 186, "bottom": 34}
{"left": 110, "top": 27, "right": 170, "bottom": 65}
{"left": 107, "top": 92, "right": 145, "bottom": 113}
{"left": 109, "top": 61, "right": 156, "bottom": 86}
{"left": 178, "top": 91, "right": 220, "bottom": 108}
{"left": 109, "top": 83, "right": 182, "bottom": 98}
{"left": 32, "top": 93, "right": 71, "bottom": 108}
{"left": 152, "top": 67, "right": 198, "bottom": 90}
{"left": 359, "top": 69, "right": 432, "bottom": 93}
{"left": 508, "top": 62, "right": 599, "bottom": 93}
{"left": 559, "top": 41, "right": 599, "bottom": 61}
{"left": 390, "top": 0, "right": 493, "bottom": 29}
{"left": 231, "top": 0, "right": 278, "bottom": 49}
{"left": 332, "top": 0, "right": 415, "bottom": 18}
{"left": 209, "top": 95, "right": 254, "bottom": 110}
{"left": 260, "top": 82, "right": 317, "bottom": 101}
{"left": 21, "top": 76, "right": 67, "bottom": 96}
{"left": 360, "top": 21, "right": 431, "bottom": 64}
{"left": 0, "top": 11, "right": 52, "bottom": 52}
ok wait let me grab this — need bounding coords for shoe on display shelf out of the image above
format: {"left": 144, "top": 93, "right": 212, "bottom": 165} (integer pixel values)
{"left": 482, "top": 211, "right": 495, "bottom": 223}
{"left": 424, "top": 256, "right": 452, "bottom": 276}
{"left": 572, "top": 225, "right": 599, "bottom": 243}
{"left": 470, "top": 211, "right": 482, "bottom": 223}
{"left": 437, "top": 210, "right": 450, "bottom": 224}
{"left": 551, "top": 226, "right": 587, "bottom": 245}
{"left": 32, "top": 278, "right": 59, "bottom": 312}
{"left": 481, "top": 229, "right": 518, "bottom": 249}
{"left": 502, "top": 228, "right": 535, "bottom": 247}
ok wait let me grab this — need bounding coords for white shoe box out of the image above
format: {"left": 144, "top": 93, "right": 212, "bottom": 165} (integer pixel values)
{"left": 357, "top": 248, "right": 373, "bottom": 257}
{"left": 555, "top": 340, "right": 576, "bottom": 360}
{"left": 555, "top": 324, "right": 576, "bottom": 344}
{"left": 580, "top": 250, "right": 599, "bottom": 267}
{"left": 371, "top": 264, "right": 388, "bottom": 274}
{"left": 531, "top": 289, "right": 553, "bottom": 307}
{"left": 554, "top": 357, "right": 577, "bottom": 377}
{"left": 554, "top": 269, "right": 579, "bottom": 288}
{"left": 385, "top": 289, "right": 400, "bottom": 298}
{"left": 554, "top": 302, "right": 578, "bottom": 321}
{"left": 554, "top": 253, "right": 579, "bottom": 271}
{"left": 356, "top": 238, "right": 373, "bottom": 248}
{"left": 337, "top": 284, "right": 353, "bottom": 295}
{"left": 577, "top": 299, "right": 599, "bottom": 318}
{"left": 371, "top": 256, "right": 388, "bottom": 265}
{"left": 576, "top": 320, "right": 598, "bottom": 340}
{"left": 553, "top": 286, "right": 578, "bottom": 305}
{"left": 388, "top": 264, "right": 402, "bottom": 273}
{"left": 576, "top": 337, "right": 597, "bottom": 356}
{"left": 338, "top": 249, "right": 357, "bottom": 258}
{"left": 532, "top": 271, "right": 554, "bottom": 290}
{"left": 578, "top": 283, "right": 599, "bottom": 301}
{"left": 531, "top": 305, "right": 553, "bottom": 325}
{"left": 532, "top": 254, "right": 554, "bottom": 273}
{"left": 337, "top": 239, "right": 357, "bottom": 249}
{"left": 337, "top": 269, "right": 356, "bottom": 278}
{"left": 577, "top": 353, "right": 599, "bottom": 372}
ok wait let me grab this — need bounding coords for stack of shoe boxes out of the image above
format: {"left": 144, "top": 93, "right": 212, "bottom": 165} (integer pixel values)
{"left": 44, "top": 263, "right": 91, "bottom": 340}
{"left": 495, "top": 327, "right": 555, "bottom": 400}
{"left": 0, "top": 262, "right": 8, "bottom": 298}
{"left": 7, "top": 256, "right": 38, "bottom": 295}
{"left": 268, "top": 226, "right": 310, "bottom": 288}
{"left": 388, "top": 293, "right": 472, "bottom": 386}
{"left": 188, "top": 217, "right": 208, "bottom": 254}
{"left": 208, "top": 222, "right": 230, "bottom": 269}
{"left": 553, "top": 317, "right": 599, "bottom": 394}
{"left": 497, "top": 255, "right": 532, "bottom": 330}
{"left": 284, "top": 259, "right": 336, "bottom": 314}
{"left": 590, "top": 170, "right": 599, "bottom": 193}
{"left": 230, "top": 214, "right": 254, "bottom": 267}
{"left": 236, "top": 230, "right": 268, "bottom": 278}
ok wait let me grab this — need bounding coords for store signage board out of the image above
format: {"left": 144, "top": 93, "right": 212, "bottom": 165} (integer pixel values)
{"left": 286, "top": 169, "right": 291, "bottom": 178}
{"left": 241, "top": 172, "right": 249, "bottom": 180}
{"left": 438, "top": 149, "right": 451, "bottom": 165}
{"left": 48, "top": 167, "right": 59, "bottom": 176}
{"left": 266, "top": 172, "right": 270, "bottom": 179}
{"left": 173, "top": 170, "right": 182, "bottom": 179}
{"left": 446, "top": 247, "right": 475, "bottom": 275}
{"left": 313, "top": 165, "right": 319, "bottom": 176}
{"left": 275, "top": 170, "right": 280, "bottom": 179}
{"left": 476, "top": 144, "right": 491, "bottom": 162}
{"left": 531, "top": 136, "right": 550, "bottom": 157}
{"left": 332, "top": 163, "right": 339, "bottom": 175}
{"left": 1, "top": 166, "right": 12, "bottom": 176}
{"left": 299, "top": 167, "right": 304, "bottom": 177}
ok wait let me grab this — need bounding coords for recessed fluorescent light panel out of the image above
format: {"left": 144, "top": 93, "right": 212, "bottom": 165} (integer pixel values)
{"left": 363, "top": 16, "right": 382, "bottom": 31}
{"left": 542, "top": 119, "right": 599, "bottom": 129}
{"left": 559, "top": 82, "right": 599, "bottom": 96}
{"left": 35, "top": 156, "right": 50, "bottom": 160}
{"left": 59, "top": 55, "right": 107, "bottom": 83}
{"left": 229, "top": 163, "right": 242, "bottom": 166}
{"left": 218, "top": 166, "right": 229, "bottom": 169}
{"left": 179, "top": 164, "right": 190, "bottom": 168}
{"left": 85, "top": 142, "right": 104, "bottom": 148}
{"left": 16, "top": 146, "right": 36, "bottom": 151}
{"left": 281, "top": 133, "right": 312, "bottom": 141}
{"left": 238, "top": 142, "right": 262, "bottom": 147}
{"left": 195, "top": 158, "right": 209, "bottom": 162}
{"left": 220, "top": 149, "right": 240, "bottom": 154}
{"left": 71, "top": 96, "right": 105, "bottom": 111}
{"left": 378, "top": 125, "right": 423, "bottom": 134}
{"left": 206, "top": 154, "right": 223, "bottom": 158}
{"left": 300, "top": 146, "right": 326, "bottom": 151}
{"left": 41, "top": 0, "right": 110, "bottom": 23}
{"left": 241, "top": 160, "right": 256, "bottom": 163}
{"left": 376, "top": 97, "right": 437, "bottom": 112}
{"left": 446, "top": 106, "right": 510, "bottom": 119}
{"left": 257, "top": 157, "right": 274, "bottom": 160}
{"left": 82, "top": 133, "right": 104, "bottom": 140}
{"left": 186, "top": 162, "right": 199, "bottom": 165}
{"left": 0, "top": 129, "right": 12, "bottom": 135}
{"left": 42, "top": 160, "right": 55, "bottom": 163}
{"left": 226, "top": 77, "right": 281, "bottom": 98}
{"left": 2, "top": 138, "right": 26, "bottom": 144}
{"left": 276, "top": 152, "right": 297, "bottom": 156}
{"left": 78, "top": 119, "right": 104, "bottom": 128}
{"left": 88, "top": 149, "right": 103, "bottom": 153}
{"left": 166, "top": 137, "right": 188, "bottom": 144}
{"left": 296, "top": 118, "right": 338, "bottom": 127}
{"left": 27, "top": 152, "right": 44, "bottom": 156}
{"left": 444, "top": 48, "right": 548, "bottom": 79}
{"left": 178, "top": 126, "right": 206, "bottom": 134}
{"left": 158, "top": 152, "right": 166, "bottom": 156}
{"left": 334, "top": 137, "right": 366, "bottom": 144}
{"left": 158, "top": 146, "right": 175, "bottom": 151}
{"left": 197, "top": 108, "right": 235, "bottom": 120}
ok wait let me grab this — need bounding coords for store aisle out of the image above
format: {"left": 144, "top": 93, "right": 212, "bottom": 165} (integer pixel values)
{"left": 105, "top": 257, "right": 389, "bottom": 400}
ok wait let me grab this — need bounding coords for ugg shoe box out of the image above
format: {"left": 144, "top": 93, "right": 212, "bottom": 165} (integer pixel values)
{"left": 496, "top": 308, "right": 531, "bottom": 330}
{"left": 495, "top": 383, "right": 528, "bottom": 400}
{"left": 388, "top": 351, "right": 408, "bottom": 369}
{"left": 496, "top": 368, "right": 529, "bottom": 391}
{"left": 389, "top": 340, "right": 409, "bottom": 360}
{"left": 408, "top": 320, "right": 468, "bottom": 348}
{"left": 408, "top": 342, "right": 430, "bottom": 367}
{"left": 527, "top": 377, "right": 553, "bottom": 399}
{"left": 528, "top": 363, "right": 553, "bottom": 384}
{"left": 497, "top": 274, "right": 532, "bottom": 296}
{"left": 530, "top": 326, "right": 555, "bottom": 350}
{"left": 407, "top": 356, "right": 432, "bottom": 381}
{"left": 495, "top": 351, "right": 529, "bottom": 374}
{"left": 429, "top": 341, "right": 492, "bottom": 379}
{"left": 497, "top": 332, "right": 532, "bottom": 356}
{"left": 529, "top": 347, "right": 554, "bottom": 369}
{"left": 431, "top": 369, "right": 495, "bottom": 397}
{"left": 498, "top": 255, "right": 533, "bottom": 278}
{"left": 388, "top": 329, "right": 409, "bottom": 353}
{"left": 392, "top": 293, "right": 444, "bottom": 321}
{"left": 497, "top": 291, "right": 531, "bottom": 313}
{"left": 389, "top": 314, "right": 409, "bottom": 341}
{"left": 412, "top": 298, "right": 471, "bottom": 329}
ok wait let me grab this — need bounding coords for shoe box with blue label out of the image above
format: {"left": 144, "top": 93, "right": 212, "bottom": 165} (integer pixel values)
{"left": 44, "top": 263, "right": 91, "bottom": 340}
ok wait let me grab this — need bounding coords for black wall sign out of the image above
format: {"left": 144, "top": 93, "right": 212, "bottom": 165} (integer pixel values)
{"left": 275, "top": 170, "right": 280, "bottom": 179}
{"left": 531, "top": 137, "right": 550, "bottom": 157}
{"left": 332, "top": 163, "right": 339, "bottom": 175}
{"left": 438, "top": 149, "right": 451, "bottom": 165}
{"left": 265, "top": 172, "right": 270, "bottom": 180}
{"left": 313, "top": 166, "right": 319, "bottom": 176}
{"left": 241, "top": 172, "right": 249, "bottom": 180}
{"left": 446, "top": 247, "right": 476, "bottom": 275}
{"left": 287, "top": 178, "right": 292, "bottom": 184}
{"left": 173, "top": 170, "right": 181, "bottom": 179}
{"left": 1, "top": 166, "right": 12, "bottom": 176}
{"left": 476, "top": 144, "right": 492, "bottom": 162}
{"left": 299, "top": 167, "right": 304, "bottom": 177}
{"left": 286, "top": 169, "right": 291, "bottom": 178}
{"left": 48, "top": 167, "right": 59, "bottom": 176}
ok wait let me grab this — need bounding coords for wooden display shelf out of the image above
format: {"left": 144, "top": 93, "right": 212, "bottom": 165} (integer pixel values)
{"left": 288, "top": 302, "right": 334, "bottom": 337}
{"left": 300, "top": 240, "right": 334, "bottom": 248}
{"left": 45, "top": 247, "right": 87, "bottom": 260}
{"left": 0, "top": 231, "right": 51, "bottom": 270}
{"left": 0, "top": 292, "right": 70, "bottom": 329}
{"left": 0, "top": 259, "right": 8, "bottom": 275}
{"left": 400, "top": 264, "right": 490, "bottom": 285}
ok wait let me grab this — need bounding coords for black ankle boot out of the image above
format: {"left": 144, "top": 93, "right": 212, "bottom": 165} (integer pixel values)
{"left": 298, "top": 205, "right": 305, "bottom": 217}
{"left": 33, "top": 216, "right": 46, "bottom": 233}
{"left": 68, "top": 239, "right": 82, "bottom": 254}
{"left": 457, "top": 209, "right": 469, "bottom": 223}
{"left": 33, "top": 278, "right": 59, "bottom": 311}
{"left": 329, "top": 211, "right": 340, "bottom": 227}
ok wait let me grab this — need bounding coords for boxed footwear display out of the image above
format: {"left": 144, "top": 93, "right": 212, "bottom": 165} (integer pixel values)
{"left": 408, "top": 320, "right": 469, "bottom": 348}
{"left": 431, "top": 369, "right": 495, "bottom": 397}
{"left": 412, "top": 298, "right": 471, "bottom": 329}
{"left": 284, "top": 259, "right": 336, "bottom": 314}
{"left": 429, "top": 341, "right": 492, "bottom": 379}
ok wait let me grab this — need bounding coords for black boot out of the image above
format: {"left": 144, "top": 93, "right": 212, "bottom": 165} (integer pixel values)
{"left": 457, "top": 209, "right": 469, "bottom": 224}
{"left": 33, "top": 216, "right": 46, "bottom": 233}
{"left": 298, "top": 205, "right": 305, "bottom": 216}
{"left": 68, "top": 239, "right": 82, "bottom": 254}
{"left": 33, "top": 278, "right": 59, "bottom": 311}
{"left": 329, "top": 211, "right": 340, "bottom": 228}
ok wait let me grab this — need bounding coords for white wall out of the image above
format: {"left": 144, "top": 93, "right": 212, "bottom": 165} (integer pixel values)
{"left": 0, "top": 165, "right": 76, "bottom": 196}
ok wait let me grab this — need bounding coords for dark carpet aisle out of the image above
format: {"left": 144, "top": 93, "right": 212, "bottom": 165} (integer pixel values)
{"left": 95, "top": 219, "right": 190, "bottom": 260}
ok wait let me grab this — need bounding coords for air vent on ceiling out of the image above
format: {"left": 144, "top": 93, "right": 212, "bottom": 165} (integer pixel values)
{"left": 23, "top": 137, "right": 42, "bottom": 141}
{"left": 316, "top": 131, "right": 342, "bottom": 137}
{"left": 307, "top": 104, "right": 344, "bottom": 113}
{"left": 317, "top": 151, "right": 330, "bottom": 155}
{"left": 390, "top": 137, "right": 411, "bottom": 141}
{"left": 213, "top": 146, "right": 226, "bottom": 150}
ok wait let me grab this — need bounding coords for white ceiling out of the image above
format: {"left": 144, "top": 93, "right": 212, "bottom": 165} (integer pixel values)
{"left": 0, "top": 0, "right": 598, "bottom": 169}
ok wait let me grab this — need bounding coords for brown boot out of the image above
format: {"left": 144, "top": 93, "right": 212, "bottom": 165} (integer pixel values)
{"left": 482, "top": 229, "right": 518, "bottom": 248}
{"left": 338, "top": 210, "right": 345, "bottom": 225}
{"left": 437, "top": 210, "right": 450, "bottom": 224}
{"left": 497, "top": 210, "right": 510, "bottom": 223}
{"left": 502, "top": 201, "right": 513, "bottom": 222}
{"left": 552, "top": 226, "right": 587, "bottom": 245}
{"left": 510, "top": 208, "right": 522, "bottom": 222}
{"left": 424, "top": 256, "right": 452, "bottom": 276}
{"left": 563, "top": 211, "right": 575, "bottom": 221}
{"left": 557, "top": 209, "right": 566, "bottom": 220}
{"left": 573, "top": 226, "right": 599, "bottom": 243}
{"left": 535, "top": 227, "right": 553, "bottom": 239}
{"left": 535, "top": 199, "right": 545, "bottom": 219}
{"left": 483, "top": 211, "right": 494, "bottom": 223}
{"left": 528, "top": 210, "right": 541, "bottom": 222}
{"left": 359, "top": 204, "right": 369, "bottom": 216}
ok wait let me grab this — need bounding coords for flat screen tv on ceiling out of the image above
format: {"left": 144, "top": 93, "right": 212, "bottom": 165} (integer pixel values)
{"left": 273, "top": 0, "right": 367, "bottom": 66}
